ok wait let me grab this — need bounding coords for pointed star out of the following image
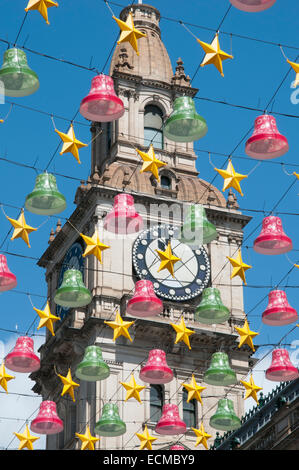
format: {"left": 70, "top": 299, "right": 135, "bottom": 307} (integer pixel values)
{"left": 136, "top": 425, "right": 157, "bottom": 450}
{"left": 113, "top": 12, "right": 146, "bottom": 56}
{"left": 136, "top": 145, "right": 167, "bottom": 182}
{"left": 182, "top": 375, "right": 206, "bottom": 405}
{"left": 76, "top": 426, "right": 100, "bottom": 450}
{"left": 0, "top": 363, "right": 14, "bottom": 393}
{"left": 14, "top": 424, "right": 40, "bottom": 451}
{"left": 33, "top": 302, "right": 60, "bottom": 336}
{"left": 120, "top": 374, "right": 146, "bottom": 403}
{"left": 293, "top": 172, "right": 299, "bottom": 180}
{"left": 25, "top": 0, "right": 58, "bottom": 24}
{"left": 80, "top": 231, "right": 110, "bottom": 264}
{"left": 227, "top": 250, "right": 252, "bottom": 285}
{"left": 156, "top": 241, "right": 181, "bottom": 278}
{"left": 57, "top": 368, "right": 80, "bottom": 402}
{"left": 104, "top": 311, "right": 134, "bottom": 342}
{"left": 215, "top": 160, "right": 247, "bottom": 196}
{"left": 6, "top": 211, "right": 37, "bottom": 248}
{"left": 171, "top": 316, "right": 195, "bottom": 350}
{"left": 287, "top": 59, "right": 299, "bottom": 88}
{"left": 191, "top": 423, "right": 212, "bottom": 449}
{"left": 197, "top": 33, "right": 233, "bottom": 77}
{"left": 55, "top": 124, "right": 87, "bottom": 164}
{"left": 240, "top": 375, "right": 262, "bottom": 404}
{"left": 234, "top": 319, "right": 259, "bottom": 352}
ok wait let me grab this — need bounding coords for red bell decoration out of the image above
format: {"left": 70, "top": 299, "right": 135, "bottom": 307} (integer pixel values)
{"left": 229, "top": 0, "right": 276, "bottom": 13}
{"left": 139, "top": 349, "right": 173, "bottom": 384}
{"left": 4, "top": 336, "right": 40, "bottom": 373}
{"left": 155, "top": 404, "right": 187, "bottom": 435}
{"left": 103, "top": 194, "right": 143, "bottom": 234}
{"left": 262, "top": 290, "right": 298, "bottom": 326}
{"left": 170, "top": 445, "right": 185, "bottom": 450}
{"left": 266, "top": 348, "right": 299, "bottom": 382}
{"left": 245, "top": 114, "right": 288, "bottom": 160}
{"left": 80, "top": 74, "right": 124, "bottom": 122}
{"left": 0, "top": 254, "right": 17, "bottom": 292}
{"left": 253, "top": 216, "right": 292, "bottom": 255}
{"left": 31, "top": 401, "right": 63, "bottom": 435}
{"left": 127, "top": 280, "right": 163, "bottom": 318}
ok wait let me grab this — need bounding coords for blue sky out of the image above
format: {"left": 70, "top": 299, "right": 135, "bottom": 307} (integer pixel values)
{"left": 0, "top": 0, "right": 298, "bottom": 449}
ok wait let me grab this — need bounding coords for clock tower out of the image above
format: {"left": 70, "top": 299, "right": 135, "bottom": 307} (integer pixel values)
{"left": 32, "top": 3, "right": 253, "bottom": 450}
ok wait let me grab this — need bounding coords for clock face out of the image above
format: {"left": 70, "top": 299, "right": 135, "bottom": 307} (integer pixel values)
{"left": 132, "top": 225, "right": 210, "bottom": 301}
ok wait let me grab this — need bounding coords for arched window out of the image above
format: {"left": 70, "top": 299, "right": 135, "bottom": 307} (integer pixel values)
{"left": 160, "top": 175, "right": 171, "bottom": 189}
{"left": 144, "top": 105, "right": 163, "bottom": 150}
{"left": 182, "top": 389, "right": 197, "bottom": 428}
{"left": 150, "top": 384, "right": 164, "bottom": 423}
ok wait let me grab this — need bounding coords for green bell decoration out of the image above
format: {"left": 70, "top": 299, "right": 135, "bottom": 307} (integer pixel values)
{"left": 164, "top": 96, "right": 208, "bottom": 143}
{"left": 94, "top": 403, "right": 126, "bottom": 437}
{"left": 180, "top": 204, "right": 217, "bottom": 246}
{"left": 210, "top": 398, "right": 241, "bottom": 431}
{"left": 75, "top": 346, "right": 110, "bottom": 382}
{"left": 0, "top": 48, "right": 39, "bottom": 97}
{"left": 195, "top": 287, "right": 230, "bottom": 324}
{"left": 54, "top": 269, "right": 92, "bottom": 308}
{"left": 25, "top": 173, "right": 66, "bottom": 216}
{"left": 203, "top": 352, "right": 237, "bottom": 386}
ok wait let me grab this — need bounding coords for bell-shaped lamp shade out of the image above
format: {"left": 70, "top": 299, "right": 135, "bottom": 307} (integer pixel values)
{"left": 103, "top": 194, "right": 143, "bottom": 234}
{"left": 253, "top": 216, "right": 292, "bottom": 255}
{"left": 94, "top": 403, "right": 126, "bottom": 437}
{"left": 0, "top": 255, "right": 17, "bottom": 292}
{"left": 139, "top": 349, "right": 173, "bottom": 384}
{"left": 210, "top": 399, "right": 241, "bottom": 431}
{"left": 0, "top": 48, "right": 39, "bottom": 97}
{"left": 245, "top": 114, "right": 288, "bottom": 160}
{"left": 195, "top": 287, "right": 230, "bottom": 325}
{"left": 30, "top": 401, "right": 63, "bottom": 435}
{"left": 262, "top": 290, "right": 298, "bottom": 326}
{"left": 126, "top": 280, "right": 163, "bottom": 318}
{"left": 54, "top": 269, "right": 92, "bottom": 308}
{"left": 25, "top": 173, "right": 66, "bottom": 216}
{"left": 155, "top": 404, "right": 186, "bottom": 435}
{"left": 203, "top": 352, "right": 237, "bottom": 386}
{"left": 75, "top": 345, "right": 110, "bottom": 381}
{"left": 229, "top": 0, "right": 276, "bottom": 12}
{"left": 4, "top": 336, "right": 40, "bottom": 373}
{"left": 180, "top": 204, "right": 217, "bottom": 246}
{"left": 265, "top": 348, "right": 299, "bottom": 382}
{"left": 164, "top": 97, "right": 208, "bottom": 143}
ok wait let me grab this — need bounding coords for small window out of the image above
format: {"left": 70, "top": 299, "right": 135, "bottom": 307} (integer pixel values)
{"left": 182, "top": 389, "right": 197, "bottom": 428}
{"left": 144, "top": 105, "right": 163, "bottom": 150}
{"left": 160, "top": 175, "right": 171, "bottom": 189}
{"left": 150, "top": 384, "right": 164, "bottom": 423}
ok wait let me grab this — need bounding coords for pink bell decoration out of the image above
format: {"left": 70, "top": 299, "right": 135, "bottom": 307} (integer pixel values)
{"left": 0, "top": 254, "right": 17, "bottom": 292}
{"left": 253, "top": 216, "right": 292, "bottom": 255}
{"left": 103, "top": 194, "right": 143, "bottom": 234}
{"left": 4, "top": 336, "right": 40, "bottom": 373}
{"left": 245, "top": 114, "right": 288, "bottom": 159}
{"left": 80, "top": 74, "right": 124, "bottom": 122}
{"left": 229, "top": 0, "right": 276, "bottom": 12}
{"left": 262, "top": 290, "right": 298, "bottom": 326}
{"left": 30, "top": 401, "right": 64, "bottom": 435}
{"left": 139, "top": 349, "right": 173, "bottom": 384}
{"left": 266, "top": 348, "right": 299, "bottom": 382}
{"left": 155, "top": 404, "right": 187, "bottom": 435}
{"left": 127, "top": 280, "right": 163, "bottom": 318}
{"left": 170, "top": 445, "right": 185, "bottom": 450}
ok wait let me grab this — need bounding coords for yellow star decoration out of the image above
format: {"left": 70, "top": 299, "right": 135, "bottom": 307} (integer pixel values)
{"left": 6, "top": 211, "right": 37, "bottom": 248}
{"left": 25, "top": 0, "right": 58, "bottom": 24}
{"left": 75, "top": 426, "right": 100, "bottom": 450}
{"left": 113, "top": 12, "right": 146, "bottom": 56}
{"left": 120, "top": 374, "right": 146, "bottom": 403}
{"left": 240, "top": 375, "right": 262, "bottom": 405}
{"left": 156, "top": 241, "right": 181, "bottom": 278}
{"left": 191, "top": 423, "right": 212, "bottom": 450}
{"left": 33, "top": 302, "right": 60, "bottom": 336}
{"left": 136, "top": 145, "right": 167, "bottom": 182}
{"left": 197, "top": 33, "right": 233, "bottom": 77}
{"left": 0, "top": 363, "right": 14, "bottom": 393}
{"left": 57, "top": 368, "right": 80, "bottom": 402}
{"left": 227, "top": 250, "right": 252, "bottom": 285}
{"left": 215, "top": 160, "right": 248, "bottom": 196}
{"left": 171, "top": 316, "right": 195, "bottom": 350}
{"left": 0, "top": 119, "right": 3, "bottom": 123}
{"left": 136, "top": 425, "right": 157, "bottom": 450}
{"left": 104, "top": 311, "right": 134, "bottom": 342}
{"left": 55, "top": 124, "right": 87, "bottom": 164}
{"left": 293, "top": 172, "right": 299, "bottom": 180}
{"left": 14, "top": 424, "right": 40, "bottom": 451}
{"left": 234, "top": 319, "right": 259, "bottom": 352}
{"left": 182, "top": 375, "right": 206, "bottom": 405}
{"left": 80, "top": 231, "right": 110, "bottom": 264}
{"left": 287, "top": 59, "right": 299, "bottom": 88}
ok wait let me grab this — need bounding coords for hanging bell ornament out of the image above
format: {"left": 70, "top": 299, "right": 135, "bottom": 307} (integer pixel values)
{"left": 94, "top": 403, "right": 126, "bottom": 437}
{"left": 155, "top": 404, "right": 186, "bottom": 435}
{"left": 4, "top": 336, "right": 40, "bottom": 373}
{"left": 229, "top": 0, "right": 276, "bottom": 12}
{"left": 203, "top": 352, "right": 237, "bottom": 386}
{"left": 180, "top": 204, "right": 217, "bottom": 246}
{"left": 75, "top": 345, "right": 110, "bottom": 381}
{"left": 253, "top": 216, "right": 292, "bottom": 255}
{"left": 164, "top": 97, "right": 208, "bottom": 143}
{"left": 265, "top": 348, "right": 299, "bottom": 382}
{"left": 170, "top": 445, "right": 185, "bottom": 450}
{"left": 126, "top": 280, "right": 163, "bottom": 318}
{"left": 30, "top": 400, "right": 63, "bottom": 435}
{"left": 195, "top": 287, "right": 230, "bottom": 325}
{"left": 0, "top": 48, "right": 39, "bottom": 97}
{"left": 103, "top": 194, "right": 143, "bottom": 234}
{"left": 25, "top": 173, "right": 66, "bottom": 216}
{"left": 262, "top": 290, "right": 298, "bottom": 326}
{"left": 139, "top": 349, "right": 173, "bottom": 384}
{"left": 0, "top": 254, "right": 17, "bottom": 292}
{"left": 245, "top": 114, "right": 288, "bottom": 160}
{"left": 210, "top": 398, "right": 241, "bottom": 431}
{"left": 54, "top": 269, "right": 92, "bottom": 308}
